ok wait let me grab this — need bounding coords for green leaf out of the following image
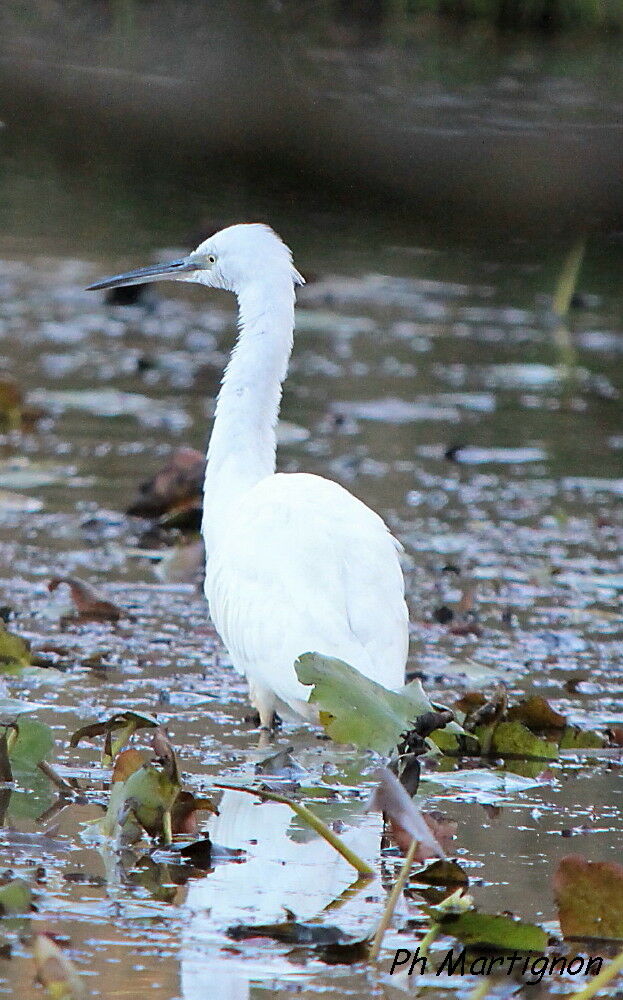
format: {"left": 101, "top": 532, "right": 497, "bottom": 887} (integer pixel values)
{"left": 554, "top": 855, "right": 623, "bottom": 940}
{"left": 476, "top": 721, "right": 558, "bottom": 761}
{"left": 559, "top": 726, "right": 607, "bottom": 750}
{"left": 121, "top": 760, "right": 180, "bottom": 842}
{"left": 0, "top": 877, "right": 32, "bottom": 915}
{"left": 438, "top": 911, "right": 548, "bottom": 952}
{"left": 0, "top": 625, "right": 31, "bottom": 672}
{"left": 295, "top": 653, "right": 460, "bottom": 754}
{"left": 7, "top": 717, "right": 54, "bottom": 770}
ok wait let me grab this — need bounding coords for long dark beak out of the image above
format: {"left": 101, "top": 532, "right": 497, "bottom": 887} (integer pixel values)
{"left": 86, "top": 257, "right": 195, "bottom": 291}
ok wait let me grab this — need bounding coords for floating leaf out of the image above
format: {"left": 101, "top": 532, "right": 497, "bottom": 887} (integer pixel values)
{"left": 0, "top": 877, "right": 32, "bottom": 915}
{"left": 0, "top": 625, "right": 31, "bottom": 672}
{"left": 559, "top": 726, "right": 607, "bottom": 750}
{"left": 171, "top": 791, "right": 219, "bottom": 836}
{"left": 476, "top": 721, "right": 558, "bottom": 761}
{"left": 227, "top": 918, "right": 355, "bottom": 946}
{"left": 7, "top": 717, "right": 55, "bottom": 771}
{"left": 414, "top": 859, "right": 468, "bottom": 886}
{"left": 295, "top": 653, "right": 460, "bottom": 755}
{"left": 179, "top": 836, "right": 213, "bottom": 869}
{"left": 436, "top": 910, "right": 548, "bottom": 952}
{"left": 554, "top": 854, "right": 623, "bottom": 940}
{"left": 33, "top": 934, "right": 85, "bottom": 1000}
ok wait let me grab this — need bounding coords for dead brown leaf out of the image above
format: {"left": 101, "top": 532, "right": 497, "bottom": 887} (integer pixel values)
{"left": 48, "top": 576, "right": 123, "bottom": 624}
{"left": 554, "top": 854, "right": 623, "bottom": 940}
{"left": 366, "top": 767, "right": 447, "bottom": 862}
{"left": 126, "top": 446, "right": 204, "bottom": 521}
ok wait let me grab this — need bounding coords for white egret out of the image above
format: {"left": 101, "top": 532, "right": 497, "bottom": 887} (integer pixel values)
{"left": 88, "top": 224, "right": 408, "bottom": 727}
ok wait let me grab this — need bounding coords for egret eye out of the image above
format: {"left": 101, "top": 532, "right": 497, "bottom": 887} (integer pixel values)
{"left": 207, "top": 254, "right": 216, "bottom": 265}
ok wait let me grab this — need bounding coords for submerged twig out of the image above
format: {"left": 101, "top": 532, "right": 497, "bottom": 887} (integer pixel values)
{"left": 214, "top": 782, "right": 375, "bottom": 876}
{"left": 37, "top": 760, "right": 75, "bottom": 794}
{"left": 567, "top": 947, "right": 623, "bottom": 1000}
{"left": 321, "top": 874, "right": 374, "bottom": 914}
{"left": 368, "top": 836, "right": 419, "bottom": 961}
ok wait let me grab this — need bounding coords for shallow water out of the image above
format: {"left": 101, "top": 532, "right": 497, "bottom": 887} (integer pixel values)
{"left": 0, "top": 208, "right": 621, "bottom": 1000}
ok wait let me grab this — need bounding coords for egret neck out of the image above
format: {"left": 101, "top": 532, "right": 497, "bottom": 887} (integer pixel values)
{"left": 202, "top": 274, "right": 296, "bottom": 553}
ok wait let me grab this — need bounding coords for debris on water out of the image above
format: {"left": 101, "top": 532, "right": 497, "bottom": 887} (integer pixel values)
{"left": 227, "top": 916, "right": 357, "bottom": 947}
{"left": 153, "top": 538, "right": 205, "bottom": 584}
{"left": 48, "top": 576, "right": 124, "bottom": 626}
{"left": 254, "top": 745, "right": 306, "bottom": 779}
{"left": 33, "top": 933, "right": 85, "bottom": 1000}
{"left": 367, "top": 767, "right": 448, "bottom": 861}
{"left": 126, "top": 446, "right": 204, "bottom": 520}
{"left": 70, "top": 709, "right": 160, "bottom": 763}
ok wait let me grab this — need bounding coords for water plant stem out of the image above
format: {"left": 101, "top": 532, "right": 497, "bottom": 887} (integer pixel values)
{"left": 467, "top": 981, "right": 494, "bottom": 1000}
{"left": 215, "top": 782, "right": 375, "bottom": 875}
{"left": 567, "top": 947, "right": 623, "bottom": 1000}
{"left": 368, "top": 836, "right": 419, "bottom": 961}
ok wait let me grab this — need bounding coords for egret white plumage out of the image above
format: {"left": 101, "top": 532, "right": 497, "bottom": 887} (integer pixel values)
{"left": 89, "top": 224, "right": 409, "bottom": 727}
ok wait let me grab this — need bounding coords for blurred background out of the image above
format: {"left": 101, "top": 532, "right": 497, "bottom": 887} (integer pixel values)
{"left": 3, "top": 0, "right": 623, "bottom": 251}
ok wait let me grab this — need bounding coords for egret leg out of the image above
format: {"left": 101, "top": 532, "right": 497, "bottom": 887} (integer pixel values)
{"left": 248, "top": 679, "right": 277, "bottom": 731}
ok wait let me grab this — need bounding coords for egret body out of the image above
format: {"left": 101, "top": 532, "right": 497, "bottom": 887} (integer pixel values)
{"left": 89, "top": 224, "right": 409, "bottom": 727}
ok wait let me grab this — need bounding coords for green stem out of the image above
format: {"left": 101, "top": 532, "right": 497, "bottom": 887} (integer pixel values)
{"left": 109, "top": 719, "right": 139, "bottom": 762}
{"left": 552, "top": 238, "right": 585, "bottom": 380}
{"left": 467, "top": 980, "right": 494, "bottom": 1000}
{"left": 369, "top": 836, "right": 419, "bottom": 961}
{"left": 567, "top": 947, "right": 623, "bottom": 1000}
{"left": 214, "top": 783, "right": 375, "bottom": 876}
{"left": 162, "top": 809, "right": 172, "bottom": 846}
{"left": 553, "top": 239, "right": 586, "bottom": 319}
{"left": 418, "top": 922, "right": 441, "bottom": 959}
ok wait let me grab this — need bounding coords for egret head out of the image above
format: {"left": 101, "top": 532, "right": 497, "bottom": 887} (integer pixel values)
{"left": 87, "top": 223, "right": 304, "bottom": 297}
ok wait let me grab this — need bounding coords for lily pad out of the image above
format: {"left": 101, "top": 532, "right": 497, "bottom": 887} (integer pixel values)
{"left": 559, "top": 726, "right": 607, "bottom": 750}
{"left": 436, "top": 910, "right": 548, "bottom": 952}
{"left": 554, "top": 854, "right": 623, "bottom": 940}
{"left": 477, "top": 721, "right": 559, "bottom": 761}
{"left": 366, "top": 767, "right": 446, "bottom": 861}
{"left": 295, "top": 653, "right": 460, "bottom": 754}
{"left": 7, "top": 717, "right": 55, "bottom": 771}
{"left": 0, "top": 625, "right": 31, "bottom": 671}
{"left": 0, "top": 877, "right": 32, "bottom": 915}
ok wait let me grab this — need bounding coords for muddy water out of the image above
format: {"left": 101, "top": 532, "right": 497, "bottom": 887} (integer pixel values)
{"left": 0, "top": 217, "right": 621, "bottom": 1000}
